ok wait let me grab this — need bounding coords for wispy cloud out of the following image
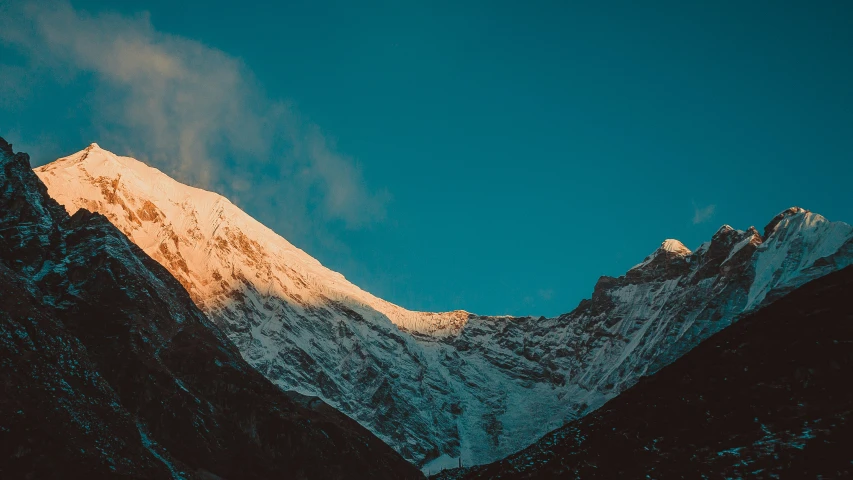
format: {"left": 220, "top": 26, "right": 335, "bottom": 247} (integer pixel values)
{"left": 0, "top": 0, "right": 387, "bottom": 240}
{"left": 537, "top": 288, "right": 554, "bottom": 301}
{"left": 692, "top": 201, "right": 716, "bottom": 224}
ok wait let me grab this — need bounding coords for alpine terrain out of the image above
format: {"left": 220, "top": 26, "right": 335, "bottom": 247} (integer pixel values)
{"left": 0, "top": 138, "right": 422, "bottom": 479}
{"left": 436, "top": 264, "right": 853, "bottom": 479}
{"left": 35, "top": 143, "right": 853, "bottom": 470}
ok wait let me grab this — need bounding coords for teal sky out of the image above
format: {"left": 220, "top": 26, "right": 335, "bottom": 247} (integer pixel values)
{"left": 2, "top": 0, "right": 852, "bottom": 316}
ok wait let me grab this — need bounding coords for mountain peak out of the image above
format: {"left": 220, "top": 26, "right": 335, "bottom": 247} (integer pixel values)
{"left": 35, "top": 144, "right": 472, "bottom": 337}
{"left": 763, "top": 206, "right": 810, "bottom": 239}
{"left": 630, "top": 239, "right": 692, "bottom": 273}
{"left": 48, "top": 142, "right": 122, "bottom": 171}
{"left": 79, "top": 142, "right": 117, "bottom": 161}
{"left": 715, "top": 224, "right": 734, "bottom": 235}
{"left": 0, "top": 137, "right": 13, "bottom": 156}
{"left": 659, "top": 239, "right": 691, "bottom": 255}
{"left": 1, "top": 138, "right": 422, "bottom": 479}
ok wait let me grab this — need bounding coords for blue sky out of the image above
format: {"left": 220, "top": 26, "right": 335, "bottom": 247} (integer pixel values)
{"left": 1, "top": 0, "right": 851, "bottom": 316}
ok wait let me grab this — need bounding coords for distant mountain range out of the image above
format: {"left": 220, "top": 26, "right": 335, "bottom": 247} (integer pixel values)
{"left": 0, "top": 138, "right": 422, "bottom": 479}
{"left": 32, "top": 142, "right": 853, "bottom": 472}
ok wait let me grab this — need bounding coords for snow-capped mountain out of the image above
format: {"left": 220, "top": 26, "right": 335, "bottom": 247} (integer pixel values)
{"left": 436, "top": 265, "right": 853, "bottom": 479}
{"left": 0, "top": 138, "right": 422, "bottom": 479}
{"left": 35, "top": 144, "right": 853, "bottom": 470}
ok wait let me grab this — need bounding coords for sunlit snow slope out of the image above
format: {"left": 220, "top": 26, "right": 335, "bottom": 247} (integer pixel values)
{"left": 36, "top": 144, "right": 853, "bottom": 471}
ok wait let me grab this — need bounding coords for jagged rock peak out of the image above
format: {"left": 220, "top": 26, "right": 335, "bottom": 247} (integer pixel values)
{"left": 0, "top": 140, "right": 29, "bottom": 169}
{"left": 630, "top": 239, "right": 691, "bottom": 272}
{"left": 764, "top": 206, "right": 809, "bottom": 239}
{"left": 0, "top": 137, "right": 13, "bottom": 156}
{"left": 659, "top": 239, "right": 691, "bottom": 255}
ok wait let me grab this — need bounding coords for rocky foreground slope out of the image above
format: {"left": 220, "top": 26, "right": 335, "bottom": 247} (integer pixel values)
{"left": 0, "top": 139, "right": 422, "bottom": 479}
{"left": 36, "top": 144, "right": 853, "bottom": 469}
{"left": 437, "top": 265, "right": 853, "bottom": 479}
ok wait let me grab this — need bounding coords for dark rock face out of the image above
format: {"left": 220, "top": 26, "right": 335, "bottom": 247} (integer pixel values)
{"left": 0, "top": 139, "right": 423, "bottom": 479}
{"left": 438, "top": 265, "right": 853, "bottom": 479}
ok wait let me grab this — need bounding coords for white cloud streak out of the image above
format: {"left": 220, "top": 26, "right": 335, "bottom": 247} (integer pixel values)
{"left": 692, "top": 202, "right": 716, "bottom": 224}
{"left": 0, "top": 0, "right": 387, "bottom": 235}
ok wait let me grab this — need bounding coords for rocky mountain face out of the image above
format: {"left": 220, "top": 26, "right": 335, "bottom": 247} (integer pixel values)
{"left": 0, "top": 138, "right": 423, "bottom": 479}
{"left": 437, "top": 265, "right": 853, "bottom": 479}
{"left": 35, "top": 144, "right": 853, "bottom": 471}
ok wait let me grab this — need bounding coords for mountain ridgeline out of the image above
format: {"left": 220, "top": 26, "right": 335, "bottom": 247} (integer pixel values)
{"left": 436, "top": 264, "right": 853, "bottom": 479}
{"left": 0, "top": 138, "right": 423, "bottom": 479}
{"left": 33, "top": 143, "right": 853, "bottom": 470}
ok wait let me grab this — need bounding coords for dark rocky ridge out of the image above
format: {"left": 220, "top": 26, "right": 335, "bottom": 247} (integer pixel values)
{"left": 0, "top": 138, "right": 423, "bottom": 479}
{"left": 436, "top": 265, "right": 853, "bottom": 479}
